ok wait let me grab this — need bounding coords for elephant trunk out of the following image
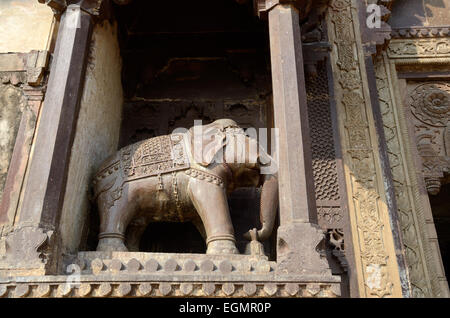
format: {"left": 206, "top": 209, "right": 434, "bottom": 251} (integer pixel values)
{"left": 244, "top": 173, "right": 278, "bottom": 241}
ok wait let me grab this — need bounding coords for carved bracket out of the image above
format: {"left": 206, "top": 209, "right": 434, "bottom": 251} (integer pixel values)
{"left": 0, "top": 226, "right": 55, "bottom": 274}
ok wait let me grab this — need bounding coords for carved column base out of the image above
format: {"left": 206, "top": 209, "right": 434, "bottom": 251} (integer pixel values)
{"left": 0, "top": 226, "right": 56, "bottom": 276}
{"left": 276, "top": 223, "right": 334, "bottom": 277}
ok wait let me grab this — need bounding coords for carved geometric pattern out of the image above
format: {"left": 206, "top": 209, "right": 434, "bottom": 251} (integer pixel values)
{"left": 318, "top": 206, "right": 344, "bottom": 228}
{"left": 307, "top": 64, "right": 340, "bottom": 202}
{"left": 120, "top": 134, "right": 189, "bottom": 181}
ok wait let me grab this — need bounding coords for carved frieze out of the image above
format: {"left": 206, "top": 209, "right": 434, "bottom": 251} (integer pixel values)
{"left": 388, "top": 38, "right": 450, "bottom": 60}
{"left": 327, "top": 0, "right": 402, "bottom": 297}
{"left": 392, "top": 27, "right": 450, "bottom": 39}
{"left": 375, "top": 55, "right": 435, "bottom": 297}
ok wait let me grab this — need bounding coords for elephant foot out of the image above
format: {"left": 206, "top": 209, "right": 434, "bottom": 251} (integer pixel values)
{"left": 206, "top": 240, "right": 239, "bottom": 255}
{"left": 96, "top": 238, "right": 128, "bottom": 252}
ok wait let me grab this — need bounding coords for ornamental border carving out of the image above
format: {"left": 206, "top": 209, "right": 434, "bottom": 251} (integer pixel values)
{"left": 375, "top": 54, "right": 435, "bottom": 297}
{"left": 0, "top": 281, "right": 340, "bottom": 298}
{"left": 387, "top": 38, "right": 450, "bottom": 64}
{"left": 326, "top": 0, "right": 403, "bottom": 297}
{"left": 0, "top": 253, "right": 341, "bottom": 298}
{"left": 376, "top": 35, "right": 450, "bottom": 297}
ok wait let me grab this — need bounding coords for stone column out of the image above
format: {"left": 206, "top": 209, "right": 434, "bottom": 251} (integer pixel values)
{"left": 265, "top": 1, "right": 333, "bottom": 276}
{"left": 0, "top": 3, "right": 96, "bottom": 275}
{"left": 19, "top": 4, "right": 93, "bottom": 228}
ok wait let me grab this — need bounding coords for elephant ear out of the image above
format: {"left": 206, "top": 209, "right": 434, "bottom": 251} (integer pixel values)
{"left": 189, "top": 125, "right": 227, "bottom": 166}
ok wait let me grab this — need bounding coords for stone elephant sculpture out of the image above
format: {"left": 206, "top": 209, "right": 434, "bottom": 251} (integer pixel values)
{"left": 93, "top": 119, "right": 278, "bottom": 255}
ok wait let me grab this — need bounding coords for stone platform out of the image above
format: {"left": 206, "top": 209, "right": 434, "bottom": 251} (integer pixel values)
{"left": 0, "top": 252, "right": 341, "bottom": 298}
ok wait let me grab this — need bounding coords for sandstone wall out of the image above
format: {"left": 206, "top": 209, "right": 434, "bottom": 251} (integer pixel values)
{"left": 0, "top": 0, "right": 55, "bottom": 53}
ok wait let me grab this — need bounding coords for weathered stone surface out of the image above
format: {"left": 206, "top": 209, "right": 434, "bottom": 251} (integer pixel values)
{"left": 144, "top": 259, "right": 160, "bottom": 272}
{"left": 0, "top": 84, "right": 27, "bottom": 200}
{"left": 218, "top": 260, "right": 233, "bottom": 274}
{"left": 200, "top": 259, "right": 215, "bottom": 273}
{"left": 109, "top": 259, "right": 123, "bottom": 273}
{"left": 180, "top": 283, "right": 193, "bottom": 296}
{"left": 159, "top": 283, "right": 172, "bottom": 296}
{"left": 0, "top": 0, "right": 54, "bottom": 53}
{"left": 183, "top": 259, "right": 197, "bottom": 272}
{"left": 36, "top": 284, "right": 51, "bottom": 297}
{"left": 0, "top": 275, "right": 341, "bottom": 298}
{"left": 163, "top": 258, "right": 179, "bottom": 272}
{"left": 91, "top": 258, "right": 104, "bottom": 275}
{"left": 202, "top": 283, "right": 216, "bottom": 296}
{"left": 222, "top": 283, "right": 235, "bottom": 296}
{"left": 243, "top": 283, "right": 257, "bottom": 296}
{"left": 117, "top": 283, "right": 132, "bottom": 296}
{"left": 138, "top": 283, "right": 152, "bottom": 296}
{"left": 263, "top": 283, "right": 278, "bottom": 296}
{"left": 126, "top": 258, "right": 141, "bottom": 272}
{"left": 14, "top": 285, "right": 29, "bottom": 298}
{"left": 98, "top": 283, "right": 112, "bottom": 297}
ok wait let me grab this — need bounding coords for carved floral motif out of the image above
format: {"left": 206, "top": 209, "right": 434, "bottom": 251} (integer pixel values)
{"left": 329, "top": 0, "right": 396, "bottom": 297}
{"left": 408, "top": 82, "right": 450, "bottom": 195}
{"left": 388, "top": 39, "right": 450, "bottom": 59}
{"left": 375, "top": 56, "right": 433, "bottom": 297}
{"left": 410, "top": 83, "right": 450, "bottom": 127}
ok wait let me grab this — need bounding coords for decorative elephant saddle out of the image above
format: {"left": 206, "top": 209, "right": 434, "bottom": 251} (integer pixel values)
{"left": 120, "top": 133, "right": 190, "bottom": 181}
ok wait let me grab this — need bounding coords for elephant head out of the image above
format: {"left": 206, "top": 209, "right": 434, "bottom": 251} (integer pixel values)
{"left": 187, "top": 119, "right": 279, "bottom": 242}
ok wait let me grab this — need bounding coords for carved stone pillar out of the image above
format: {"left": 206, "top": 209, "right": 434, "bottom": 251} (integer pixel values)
{"left": 259, "top": 0, "right": 333, "bottom": 276}
{"left": 326, "top": 0, "right": 405, "bottom": 297}
{"left": 0, "top": 1, "right": 98, "bottom": 275}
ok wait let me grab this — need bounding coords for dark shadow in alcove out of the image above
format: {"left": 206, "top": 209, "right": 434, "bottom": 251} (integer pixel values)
{"left": 110, "top": 0, "right": 275, "bottom": 259}
{"left": 429, "top": 183, "right": 450, "bottom": 278}
{"left": 139, "top": 222, "right": 206, "bottom": 254}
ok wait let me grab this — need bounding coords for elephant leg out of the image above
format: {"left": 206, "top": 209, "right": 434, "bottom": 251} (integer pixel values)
{"left": 97, "top": 190, "right": 135, "bottom": 252}
{"left": 187, "top": 179, "right": 239, "bottom": 255}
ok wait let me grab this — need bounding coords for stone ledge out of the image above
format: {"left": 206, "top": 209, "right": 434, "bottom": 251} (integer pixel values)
{"left": 72, "top": 252, "right": 340, "bottom": 282}
{"left": 0, "top": 279, "right": 341, "bottom": 298}
{"left": 0, "top": 251, "right": 341, "bottom": 297}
